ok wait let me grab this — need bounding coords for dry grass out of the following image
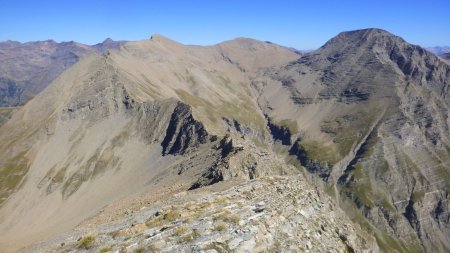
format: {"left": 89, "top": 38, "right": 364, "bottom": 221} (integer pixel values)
{"left": 214, "top": 210, "right": 240, "bottom": 224}
{"left": 178, "top": 229, "right": 201, "bottom": 243}
{"left": 179, "top": 234, "right": 194, "bottom": 243}
{"left": 163, "top": 209, "right": 181, "bottom": 222}
{"left": 215, "top": 196, "right": 228, "bottom": 205}
{"left": 145, "top": 217, "right": 163, "bottom": 228}
{"left": 214, "top": 223, "right": 227, "bottom": 232}
{"left": 173, "top": 226, "right": 188, "bottom": 236}
{"left": 78, "top": 235, "right": 95, "bottom": 250}
{"left": 99, "top": 247, "right": 111, "bottom": 253}
{"left": 145, "top": 208, "right": 181, "bottom": 228}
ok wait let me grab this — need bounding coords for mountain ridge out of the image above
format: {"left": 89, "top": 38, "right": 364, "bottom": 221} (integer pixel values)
{"left": 0, "top": 29, "right": 449, "bottom": 252}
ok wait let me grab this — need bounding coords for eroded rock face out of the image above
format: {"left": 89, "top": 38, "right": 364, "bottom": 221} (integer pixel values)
{"left": 267, "top": 117, "right": 293, "bottom": 145}
{"left": 59, "top": 65, "right": 209, "bottom": 158}
{"left": 189, "top": 130, "right": 298, "bottom": 191}
{"left": 161, "top": 102, "right": 208, "bottom": 155}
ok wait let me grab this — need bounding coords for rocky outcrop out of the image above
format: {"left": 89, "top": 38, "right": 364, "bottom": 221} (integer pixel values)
{"left": 60, "top": 65, "right": 209, "bottom": 158}
{"left": 26, "top": 175, "right": 379, "bottom": 253}
{"left": 189, "top": 132, "right": 296, "bottom": 190}
{"left": 267, "top": 117, "right": 293, "bottom": 145}
{"left": 161, "top": 102, "right": 208, "bottom": 155}
{"left": 189, "top": 135, "right": 242, "bottom": 190}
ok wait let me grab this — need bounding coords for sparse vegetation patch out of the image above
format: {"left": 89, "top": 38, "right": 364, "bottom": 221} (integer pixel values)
{"left": 78, "top": 235, "right": 96, "bottom": 250}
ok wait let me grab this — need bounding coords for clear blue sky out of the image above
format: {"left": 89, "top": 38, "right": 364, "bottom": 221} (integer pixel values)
{"left": 0, "top": 0, "right": 449, "bottom": 49}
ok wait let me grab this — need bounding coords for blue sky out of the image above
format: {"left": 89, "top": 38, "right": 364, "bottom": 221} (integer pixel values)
{"left": 0, "top": 0, "right": 449, "bottom": 49}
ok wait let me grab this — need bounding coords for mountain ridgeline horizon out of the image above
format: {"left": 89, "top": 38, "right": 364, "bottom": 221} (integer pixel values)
{"left": 0, "top": 30, "right": 448, "bottom": 108}
{"left": 0, "top": 28, "right": 448, "bottom": 252}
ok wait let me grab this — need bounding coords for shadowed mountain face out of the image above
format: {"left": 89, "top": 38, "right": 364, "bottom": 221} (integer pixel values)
{"left": 0, "top": 29, "right": 449, "bottom": 252}
{"left": 255, "top": 28, "right": 450, "bottom": 252}
{"left": 0, "top": 39, "right": 126, "bottom": 106}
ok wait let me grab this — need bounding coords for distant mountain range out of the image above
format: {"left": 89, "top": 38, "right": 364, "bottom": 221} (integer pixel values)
{"left": 440, "top": 52, "right": 450, "bottom": 60}
{"left": 426, "top": 46, "right": 450, "bottom": 56}
{"left": 0, "top": 39, "right": 126, "bottom": 106}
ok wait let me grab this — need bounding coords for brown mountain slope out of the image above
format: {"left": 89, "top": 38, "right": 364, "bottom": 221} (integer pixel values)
{"left": 254, "top": 28, "right": 450, "bottom": 252}
{"left": 0, "top": 36, "right": 299, "bottom": 252}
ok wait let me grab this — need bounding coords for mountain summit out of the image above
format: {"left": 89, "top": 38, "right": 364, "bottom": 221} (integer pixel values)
{"left": 255, "top": 28, "right": 450, "bottom": 252}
